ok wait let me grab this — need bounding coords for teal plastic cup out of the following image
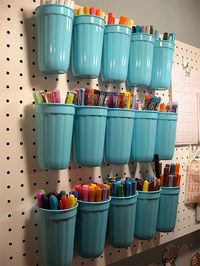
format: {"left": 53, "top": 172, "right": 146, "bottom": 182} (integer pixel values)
{"left": 155, "top": 112, "right": 178, "bottom": 160}
{"left": 35, "top": 104, "right": 75, "bottom": 170}
{"left": 72, "top": 15, "right": 105, "bottom": 78}
{"left": 36, "top": 4, "right": 74, "bottom": 74}
{"left": 38, "top": 204, "right": 78, "bottom": 266}
{"left": 130, "top": 111, "right": 158, "bottom": 162}
{"left": 157, "top": 187, "right": 180, "bottom": 232}
{"left": 76, "top": 199, "right": 111, "bottom": 258}
{"left": 73, "top": 106, "right": 107, "bottom": 167}
{"left": 105, "top": 109, "right": 135, "bottom": 164}
{"left": 135, "top": 190, "right": 161, "bottom": 240}
{"left": 127, "top": 33, "right": 155, "bottom": 87}
{"left": 150, "top": 40, "right": 175, "bottom": 89}
{"left": 101, "top": 25, "right": 131, "bottom": 82}
{"left": 109, "top": 192, "right": 138, "bottom": 248}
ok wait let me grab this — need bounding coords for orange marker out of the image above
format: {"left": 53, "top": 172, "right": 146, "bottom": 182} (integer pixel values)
{"left": 84, "top": 6, "right": 90, "bottom": 14}
{"left": 88, "top": 187, "right": 95, "bottom": 202}
{"left": 95, "top": 187, "right": 102, "bottom": 202}
{"left": 174, "top": 163, "right": 180, "bottom": 176}
{"left": 119, "top": 16, "right": 127, "bottom": 25}
{"left": 96, "top": 9, "right": 102, "bottom": 17}
{"left": 74, "top": 8, "right": 79, "bottom": 16}
{"left": 160, "top": 174, "right": 163, "bottom": 186}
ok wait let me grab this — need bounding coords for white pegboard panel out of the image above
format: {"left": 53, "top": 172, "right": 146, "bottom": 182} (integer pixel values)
{"left": 0, "top": 1, "right": 200, "bottom": 266}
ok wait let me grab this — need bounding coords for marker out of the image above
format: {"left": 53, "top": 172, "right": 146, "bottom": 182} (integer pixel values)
{"left": 84, "top": 6, "right": 90, "bottom": 14}
{"left": 90, "top": 7, "right": 96, "bottom": 15}
{"left": 163, "top": 166, "right": 170, "bottom": 187}
{"left": 135, "top": 25, "right": 141, "bottom": 33}
{"left": 95, "top": 187, "right": 102, "bottom": 202}
{"left": 82, "top": 185, "right": 89, "bottom": 202}
{"left": 61, "top": 195, "right": 69, "bottom": 209}
{"left": 59, "top": 199, "right": 63, "bottom": 210}
{"left": 33, "top": 92, "right": 44, "bottom": 104}
{"left": 50, "top": 195, "right": 58, "bottom": 210}
{"left": 88, "top": 187, "right": 95, "bottom": 202}
{"left": 107, "top": 12, "right": 115, "bottom": 24}
{"left": 41, "top": 194, "right": 49, "bottom": 209}
{"left": 78, "top": 7, "right": 84, "bottom": 15}
{"left": 74, "top": 8, "right": 79, "bottom": 16}
{"left": 154, "top": 29, "right": 159, "bottom": 40}
{"left": 174, "top": 163, "right": 180, "bottom": 176}
{"left": 117, "top": 183, "right": 124, "bottom": 197}
{"left": 96, "top": 9, "right": 102, "bottom": 17}
{"left": 163, "top": 32, "right": 168, "bottom": 40}
{"left": 119, "top": 16, "right": 127, "bottom": 25}
{"left": 126, "top": 19, "right": 134, "bottom": 28}
{"left": 169, "top": 163, "right": 176, "bottom": 175}
{"left": 80, "top": 88, "right": 85, "bottom": 106}
{"left": 169, "top": 33, "right": 175, "bottom": 42}
{"left": 36, "top": 192, "right": 44, "bottom": 208}
{"left": 169, "top": 175, "right": 174, "bottom": 187}
{"left": 68, "top": 194, "right": 77, "bottom": 208}
{"left": 142, "top": 180, "right": 149, "bottom": 191}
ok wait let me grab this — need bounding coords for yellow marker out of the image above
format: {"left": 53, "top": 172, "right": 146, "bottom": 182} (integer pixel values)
{"left": 78, "top": 7, "right": 84, "bottom": 15}
{"left": 84, "top": 6, "right": 90, "bottom": 14}
{"left": 124, "top": 92, "right": 131, "bottom": 109}
{"left": 74, "top": 8, "right": 79, "bottom": 16}
{"left": 65, "top": 92, "right": 75, "bottom": 104}
{"left": 142, "top": 180, "right": 149, "bottom": 192}
{"left": 102, "top": 11, "right": 106, "bottom": 20}
{"left": 68, "top": 194, "right": 77, "bottom": 208}
{"left": 126, "top": 19, "right": 134, "bottom": 28}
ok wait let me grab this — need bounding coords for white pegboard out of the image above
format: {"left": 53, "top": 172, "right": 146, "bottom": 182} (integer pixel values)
{"left": 0, "top": 1, "right": 200, "bottom": 266}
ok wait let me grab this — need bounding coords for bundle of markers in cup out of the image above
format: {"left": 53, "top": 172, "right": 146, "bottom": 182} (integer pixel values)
{"left": 36, "top": 190, "right": 77, "bottom": 210}
{"left": 73, "top": 183, "right": 110, "bottom": 202}
{"left": 132, "top": 25, "right": 175, "bottom": 42}
{"left": 40, "top": 0, "right": 75, "bottom": 9}
{"left": 106, "top": 12, "right": 134, "bottom": 28}
{"left": 142, "top": 95, "right": 178, "bottom": 113}
{"left": 161, "top": 163, "right": 181, "bottom": 187}
{"left": 74, "top": 6, "right": 106, "bottom": 18}
{"left": 136, "top": 177, "right": 161, "bottom": 191}
{"left": 104, "top": 177, "right": 136, "bottom": 197}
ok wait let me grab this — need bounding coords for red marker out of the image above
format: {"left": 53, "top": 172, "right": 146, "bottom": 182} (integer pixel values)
{"left": 107, "top": 12, "right": 115, "bottom": 24}
{"left": 59, "top": 199, "right": 63, "bottom": 210}
{"left": 61, "top": 195, "right": 69, "bottom": 209}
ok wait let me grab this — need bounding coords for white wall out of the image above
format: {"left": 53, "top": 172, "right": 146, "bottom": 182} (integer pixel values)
{"left": 76, "top": 0, "right": 200, "bottom": 48}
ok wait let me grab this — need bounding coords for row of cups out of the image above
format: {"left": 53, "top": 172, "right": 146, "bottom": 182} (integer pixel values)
{"left": 38, "top": 187, "right": 180, "bottom": 266}
{"left": 35, "top": 104, "right": 177, "bottom": 170}
{"left": 36, "top": 4, "right": 174, "bottom": 89}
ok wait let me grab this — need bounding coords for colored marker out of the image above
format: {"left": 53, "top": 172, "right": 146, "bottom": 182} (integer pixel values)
{"left": 50, "top": 195, "right": 58, "bottom": 210}
{"left": 119, "top": 16, "right": 127, "bottom": 25}
{"left": 84, "top": 6, "right": 90, "bottom": 14}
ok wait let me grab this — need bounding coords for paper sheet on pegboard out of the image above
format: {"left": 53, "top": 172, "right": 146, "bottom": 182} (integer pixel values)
{"left": 172, "top": 67, "right": 200, "bottom": 145}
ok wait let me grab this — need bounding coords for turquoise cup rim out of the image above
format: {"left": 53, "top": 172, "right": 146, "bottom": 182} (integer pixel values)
{"left": 74, "top": 14, "right": 106, "bottom": 27}
{"left": 78, "top": 197, "right": 111, "bottom": 205}
{"left": 137, "top": 189, "right": 161, "bottom": 195}
{"left": 111, "top": 191, "right": 138, "bottom": 200}
{"left": 75, "top": 106, "right": 108, "bottom": 110}
{"left": 36, "top": 103, "right": 76, "bottom": 107}
{"left": 35, "top": 3, "right": 74, "bottom": 15}
{"left": 37, "top": 203, "right": 78, "bottom": 213}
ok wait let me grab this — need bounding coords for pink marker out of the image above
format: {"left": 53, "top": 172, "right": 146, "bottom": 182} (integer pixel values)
{"left": 82, "top": 185, "right": 89, "bottom": 202}
{"left": 36, "top": 192, "right": 43, "bottom": 208}
{"left": 52, "top": 90, "right": 61, "bottom": 103}
{"left": 90, "top": 7, "right": 97, "bottom": 15}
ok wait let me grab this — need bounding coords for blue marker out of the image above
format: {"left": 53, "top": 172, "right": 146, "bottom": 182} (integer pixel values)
{"left": 50, "top": 195, "right": 58, "bottom": 210}
{"left": 169, "top": 163, "right": 176, "bottom": 175}
{"left": 41, "top": 194, "right": 49, "bottom": 209}
{"left": 113, "top": 180, "right": 117, "bottom": 196}
{"left": 80, "top": 88, "right": 85, "bottom": 106}
{"left": 169, "top": 33, "right": 175, "bottom": 42}
{"left": 125, "top": 180, "right": 129, "bottom": 196}
{"left": 136, "top": 25, "right": 141, "bottom": 33}
{"left": 129, "top": 181, "right": 132, "bottom": 196}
